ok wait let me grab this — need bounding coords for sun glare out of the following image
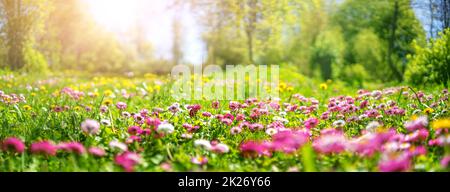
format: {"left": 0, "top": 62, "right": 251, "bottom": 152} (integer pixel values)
{"left": 86, "top": 0, "right": 141, "bottom": 32}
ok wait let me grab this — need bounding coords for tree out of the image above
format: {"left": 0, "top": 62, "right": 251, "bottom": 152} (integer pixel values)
{"left": 333, "top": 0, "right": 425, "bottom": 82}
{"left": 172, "top": 16, "right": 184, "bottom": 65}
{"left": 310, "top": 27, "right": 345, "bottom": 80}
{"left": 189, "top": 0, "right": 294, "bottom": 66}
{"left": 352, "top": 29, "right": 386, "bottom": 81}
{"left": 405, "top": 29, "right": 450, "bottom": 87}
{"left": 0, "top": 0, "right": 48, "bottom": 70}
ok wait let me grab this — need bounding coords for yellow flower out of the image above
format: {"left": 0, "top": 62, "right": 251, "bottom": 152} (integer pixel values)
{"left": 103, "top": 99, "right": 113, "bottom": 106}
{"left": 23, "top": 105, "right": 32, "bottom": 111}
{"left": 432, "top": 119, "right": 450, "bottom": 130}
{"left": 74, "top": 106, "right": 82, "bottom": 111}
{"left": 320, "top": 83, "right": 328, "bottom": 90}
{"left": 287, "top": 86, "right": 294, "bottom": 92}
{"left": 30, "top": 93, "right": 36, "bottom": 97}
{"left": 279, "top": 82, "right": 287, "bottom": 90}
{"left": 326, "top": 79, "right": 333, "bottom": 84}
{"left": 52, "top": 91, "right": 60, "bottom": 97}
{"left": 104, "top": 90, "right": 113, "bottom": 96}
{"left": 154, "top": 85, "right": 161, "bottom": 91}
{"left": 423, "top": 108, "right": 434, "bottom": 114}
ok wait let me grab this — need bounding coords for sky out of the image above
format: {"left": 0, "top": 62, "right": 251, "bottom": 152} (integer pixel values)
{"left": 85, "top": 0, "right": 206, "bottom": 65}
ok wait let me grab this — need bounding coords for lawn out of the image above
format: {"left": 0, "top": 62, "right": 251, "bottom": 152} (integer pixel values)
{"left": 0, "top": 69, "right": 448, "bottom": 172}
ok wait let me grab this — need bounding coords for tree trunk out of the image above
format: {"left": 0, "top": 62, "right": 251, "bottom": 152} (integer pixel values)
{"left": 245, "top": 0, "right": 257, "bottom": 64}
{"left": 3, "top": 0, "right": 25, "bottom": 70}
{"left": 429, "top": 0, "right": 435, "bottom": 38}
{"left": 387, "top": 0, "right": 404, "bottom": 82}
{"left": 442, "top": 0, "right": 450, "bottom": 29}
{"left": 246, "top": 30, "right": 254, "bottom": 64}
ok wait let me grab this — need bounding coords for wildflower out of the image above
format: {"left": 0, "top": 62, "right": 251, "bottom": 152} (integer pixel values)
{"left": 1, "top": 137, "right": 25, "bottom": 153}
{"left": 346, "top": 115, "right": 359, "bottom": 123}
{"left": 187, "top": 104, "right": 202, "bottom": 117}
{"left": 266, "top": 128, "right": 278, "bottom": 136}
{"left": 81, "top": 119, "right": 100, "bottom": 135}
{"left": 371, "top": 90, "right": 382, "bottom": 99}
{"left": 181, "top": 133, "right": 193, "bottom": 139}
{"left": 146, "top": 117, "right": 161, "bottom": 129}
{"left": 304, "top": 117, "right": 319, "bottom": 129}
{"left": 103, "top": 99, "right": 113, "bottom": 106}
{"left": 230, "top": 126, "right": 242, "bottom": 135}
{"left": 271, "top": 131, "right": 309, "bottom": 153}
{"left": 23, "top": 105, "right": 32, "bottom": 111}
{"left": 221, "top": 118, "right": 233, "bottom": 126}
{"left": 115, "top": 152, "right": 142, "bottom": 172}
{"left": 423, "top": 108, "right": 434, "bottom": 114}
{"left": 160, "top": 162, "right": 173, "bottom": 172}
{"left": 404, "top": 116, "right": 428, "bottom": 131}
{"left": 319, "top": 83, "right": 328, "bottom": 90}
{"left": 53, "top": 106, "right": 63, "bottom": 112}
{"left": 212, "top": 100, "right": 220, "bottom": 109}
{"left": 100, "top": 105, "right": 108, "bottom": 113}
{"left": 183, "top": 123, "right": 200, "bottom": 132}
{"left": 236, "top": 114, "right": 245, "bottom": 121}
{"left": 88, "top": 147, "right": 106, "bottom": 157}
{"left": 432, "top": 118, "right": 450, "bottom": 130}
{"left": 224, "top": 113, "right": 235, "bottom": 121}
{"left": 349, "top": 133, "right": 385, "bottom": 157}
{"left": 332, "top": 120, "right": 346, "bottom": 128}
{"left": 58, "top": 142, "right": 86, "bottom": 155}
{"left": 404, "top": 129, "right": 429, "bottom": 142}
{"left": 126, "top": 136, "right": 142, "bottom": 144}
{"left": 249, "top": 123, "right": 264, "bottom": 131}
{"left": 109, "top": 140, "right": 128, "bottom": 151}
{"left": 240, "top": 141, "right": 269, "bottom": 158}
{"left": 378, "top": 152, "right": 411, "bottom": 172}
{"left": 122, "top": 111, "right": 131, "bottom": 118}
{"left": 152, "top": 107, "right": 164, "bottom": 113}
{"left": 127, "top": 126, "right": 142, "bottom": 135}
{"left": 313, "top": 129, "right": 347, "bottom": 154}
{"left": 202, "top": 112, "right": 212, "bottom": 117}
{"left": 168, "top": 103, "right": 180, "bottom": 113}
{"left": 100, "top": 119, "right": 111, "bottom": 126}
{"left": 441, "top": 155, "right": 450, "bottom": 168}
{"left": 211, "top": 143, "right": 230, "bottom": 154}
{"left": 191, "top": 156, "right": 208, "bottom": 165}
{"left": 194, "top": 139, "right": 212, "bottom": 150}
{"left": 133, "top": 114, "right": 145, "bottom": 124}
{"left": 269, "top": 102, "right": 280, "bottom": 110}
{"left": 320, "top": 112, "right": 330, "bottom": 120}
{"left": 229, "top": 101, "right": 240, "bottom": 111}
{"left": 116, "top": 102, "right": 127, "bottom": 110}
{"left": 140, "top": 129, "right": 152, "bottom": 136}
{"left": 156, "top": 122, "right": 175, "bottom": 134}
{"left": 30, "top": 141, "right": 57, "bottom": 156}
{"left": 366, "top": 121, "right": 381, "bottom": 132}
{"left": 365, "top": 109, "right": 380, "bottom": 118}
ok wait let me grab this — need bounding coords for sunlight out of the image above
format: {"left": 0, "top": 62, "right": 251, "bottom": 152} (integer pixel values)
{"left": 85, "top": 0, "right": 141, "bottom": 32}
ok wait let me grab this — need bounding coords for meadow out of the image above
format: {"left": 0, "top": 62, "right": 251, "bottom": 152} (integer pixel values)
{"left": 0, "top": 68, "right": 448, "bottom": 172}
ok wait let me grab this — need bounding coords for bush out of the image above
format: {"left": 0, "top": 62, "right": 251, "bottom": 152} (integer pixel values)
{"left": 341, "top": 63, "right": 369, "bottom": 88}
{"left": 21, "top": 42, "right": 49, "bottom": 75}
{"left": 405, "top": 29, "right": 450, "bottom": 87}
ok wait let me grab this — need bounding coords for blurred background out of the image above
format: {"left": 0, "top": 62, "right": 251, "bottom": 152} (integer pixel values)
{"left": 0, "top": 0, "right": 449, "bottom": 86}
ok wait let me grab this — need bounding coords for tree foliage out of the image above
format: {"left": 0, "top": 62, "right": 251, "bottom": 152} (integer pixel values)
{"left": 405, "top": 29, "right": 450, "bottom": 87}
